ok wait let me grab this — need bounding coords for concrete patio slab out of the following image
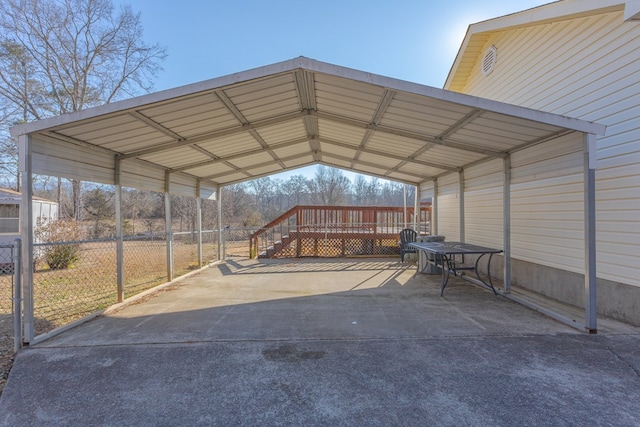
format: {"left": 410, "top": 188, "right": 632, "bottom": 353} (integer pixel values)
{"left": 1, "top": 258, "right": 639, "bottom": 426}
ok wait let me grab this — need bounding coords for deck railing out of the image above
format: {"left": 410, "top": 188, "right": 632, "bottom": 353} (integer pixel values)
{"left": 249, "top": 205, "right": 431, "bottom": 258}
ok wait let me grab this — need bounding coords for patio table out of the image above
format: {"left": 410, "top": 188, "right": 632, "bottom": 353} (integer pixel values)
{"left": 409, "top": 241, "right": 503, "bottom": 296}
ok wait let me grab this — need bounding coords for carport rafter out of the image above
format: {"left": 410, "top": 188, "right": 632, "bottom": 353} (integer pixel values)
{"left": 116, "top": 108, "right": 510, "bottom": 180}
{"left": 137, "top": 106, "right": 509, "bottom": 182}
{"left": 170, "top": 137, "right": 310, "bottom": 174}
{"left": 129, "top": 110, "right": 185, "bottom": 141}
{"left": 294, "top": 70, "right": 322, "bottom": 163}
{"left": 312, "top": 110, "right": 507, "bottom": 158}
{"left": 199, "top": 153, "right": 312, "bottom": 181}
{"left": 320, "top": 151, "right": 431, "bottom": 182}
{"left": 213, "top": 89, "right": 287, "bottom": 169}
{"left": 317, "top": 137, "right": 455, "bottom": 172}
{"left": 388, "top": 108, "right": 485, "bottom": 174}
{"left": 116, "top": 110, "right": 309, "bottom": 160}
{"left": 350, "top": 88, "right": 396, "bottom": 168}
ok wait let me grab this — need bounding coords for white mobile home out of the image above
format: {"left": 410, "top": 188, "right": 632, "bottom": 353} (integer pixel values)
{"left": 0, "top": 188, "right": 58, "bottom": 246}
{"left": 445, "top": 0, "right": 640, "bottom": 324}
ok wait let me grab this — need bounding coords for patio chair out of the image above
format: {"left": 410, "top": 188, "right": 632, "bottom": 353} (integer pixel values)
{"left": 399, "top": 228, "right": 417, "bottom": 262}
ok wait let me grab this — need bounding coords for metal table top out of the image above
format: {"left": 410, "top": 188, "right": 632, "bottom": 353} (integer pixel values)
{"left": 409, "top": 241, "right": 503, "bottom": 255}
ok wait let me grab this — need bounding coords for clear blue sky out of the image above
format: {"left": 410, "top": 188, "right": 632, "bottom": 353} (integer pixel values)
{"left": 123, "top": 0, "right": 551, "bottom": 181}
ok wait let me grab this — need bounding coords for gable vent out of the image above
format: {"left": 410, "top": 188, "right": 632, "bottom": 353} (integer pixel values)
{"left": 481, "top": 45, "right": 497, "bottom": 75}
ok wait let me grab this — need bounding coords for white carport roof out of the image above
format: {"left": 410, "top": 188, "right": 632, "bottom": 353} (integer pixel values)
{"left": 10, "top": 57, "right": 605, "bottom": 197}
{"left": 11, "top": 56, "right": 609, "bottom": 336}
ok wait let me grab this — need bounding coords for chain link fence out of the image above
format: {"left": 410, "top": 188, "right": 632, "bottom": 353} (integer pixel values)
{"left": 1, "top": 241, "right": 19, "bottom": 378}
{"left": 0, "top": 244, "right": 16, "bottom": 320}
{"left": 225, "top": 226, "right": 253, "bottom": 258}
{"left": 29, "top": 229, "right": 227, "bottom": 338}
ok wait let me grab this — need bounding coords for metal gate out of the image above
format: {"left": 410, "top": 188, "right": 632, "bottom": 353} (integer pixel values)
{"left": 0, "top": 240, "right": 21, "bottom": 352}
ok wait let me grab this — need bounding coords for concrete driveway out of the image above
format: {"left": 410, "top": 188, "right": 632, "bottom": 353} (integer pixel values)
{"left": 1, "top": 258, "right": 639, "bottom": 426}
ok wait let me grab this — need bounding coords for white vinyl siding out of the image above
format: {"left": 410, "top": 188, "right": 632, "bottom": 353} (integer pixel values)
{"left": 464, "top": 159, "right": 504, "bottom": 248}
{"left": 457, "top": 10, "right": 640, "bottom": 287}
{"left": 436, "top": 173, "right": 460, "bottom": 241}
{"left": 510, "top": 134, "right": 585, "bottom": 273}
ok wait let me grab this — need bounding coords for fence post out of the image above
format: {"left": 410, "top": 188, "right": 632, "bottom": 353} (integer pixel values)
{"left": 223, "top": 226, "right": 228, "bottom": 259}
{"left": 164, "top": 177, "right": 174, "bottom": 282}
{"left": 115, "top": 160, "right": 125, "bottom": 303}
{"left": 13, "top": 238, "right": 22, "bottom": 351}
{"left": 196, "top": 197, "right": 203, "bottom": 267}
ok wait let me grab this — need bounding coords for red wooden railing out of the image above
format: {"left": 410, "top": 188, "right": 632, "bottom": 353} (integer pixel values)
{"left": 249, "top": 205, "right": 431, "bottom": 259}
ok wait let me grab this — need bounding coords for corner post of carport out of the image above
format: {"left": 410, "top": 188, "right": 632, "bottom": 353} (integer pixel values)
{"left": 114, "top": 158, "right": 125, "bottom": 302}
{"left": 164, "top": 171, "right": 174, "bottom": 282}
{"left": 216, "top": 184, "right": 223, "bottom": 261}
{"left": 584, "top": 133, "right": 597, "bottom": 333}
{"left": 18, "top": 134, "right": 34, "bottom": 344}
{"left": 503, "top": 155, "right": 512, "bottom": 293}
{"left": 458, "top": 169, "right": 465, "bottom": 242}
{"left": 196, "top": 180, "right": 203, "bottom": 268}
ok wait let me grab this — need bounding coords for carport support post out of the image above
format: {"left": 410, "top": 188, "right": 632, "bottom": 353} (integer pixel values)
{"left": 115, "top": 159, "right": 125, "bottom": 302}
{"left": 165, "top": 172, "right": 174, "bottom": 282}
{"left": 217, "top": 185, "right": 223, "bottom": 261}
{"left": 18, "top": 134, "right": 34, "bottom": 344}
{"left": 413, "top": 184, "right": 419, "bottom": 232}
{"left": 584, "top": 133, "right": 597, "bottom": 333}
{"left": 432, "top": 178, "right": 438, "bottom": 235}
{"left": 196, "top": 182, "right": 203, "bottom": 268}
{"left": 458, "top": 169, "right": 465, "bottom": 242}
{"left": 503, "top": 156, "right": 512, "bottom": 293}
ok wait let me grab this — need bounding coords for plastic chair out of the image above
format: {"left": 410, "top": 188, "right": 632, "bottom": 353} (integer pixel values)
{"left": 399, "top": 228, "right": 417, "bottom": 262}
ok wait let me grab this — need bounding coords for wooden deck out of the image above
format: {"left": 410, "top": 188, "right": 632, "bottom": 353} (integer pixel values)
{"left": 250, "top": 205, "right": 431, "bottom": 259}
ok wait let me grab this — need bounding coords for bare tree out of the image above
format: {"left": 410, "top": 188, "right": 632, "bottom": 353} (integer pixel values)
{"left": 352, "top": 175, "right": 368, "bottom": 206}
{"left": 220, "top": 183, "right": 251, "bottom": 224}
{"left": 282, "top": 175, "right": 310, "bottom": 207}
{"left": 0, "top": 131, "right": 18, "bottom": 189}
{"left": 121, "top": 189, "right": 163, "bottom": 235}
{"left": 82, "top": 185, "right": 115, "bottom": 238}
{"left": 247, "top": 177, "right": 274, "bottom": 214}
{"left": 172, "top": 195, "right": 198, "bottom": 232}
{"left": 308, "top": 165, "right": 351, "bottom": 206}
{"left": 0, "top": 0, "right": 166, "bottom": 214}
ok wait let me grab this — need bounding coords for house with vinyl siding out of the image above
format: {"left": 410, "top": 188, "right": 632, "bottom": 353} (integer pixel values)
{"left": 0, "top": 188, "right": 58, "bottom": 270}
{"left": 0, "top": 188, "right": 58, "bottom": 245}
{"left": 444, "top": 0, "right": 640, "bottom": 325}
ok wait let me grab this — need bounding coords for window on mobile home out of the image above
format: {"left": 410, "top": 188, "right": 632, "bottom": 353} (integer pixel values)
{"left": 0, "top": 204, "right": 19, "bottom": 233}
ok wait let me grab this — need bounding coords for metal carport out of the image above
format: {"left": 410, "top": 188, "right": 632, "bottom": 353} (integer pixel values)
{"left": 10, "top": 57, "right": 605, "bottom": 338}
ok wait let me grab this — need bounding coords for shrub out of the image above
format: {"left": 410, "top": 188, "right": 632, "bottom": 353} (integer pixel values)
{"left": 36, "top": 220, "right": 83, "bottom": 270}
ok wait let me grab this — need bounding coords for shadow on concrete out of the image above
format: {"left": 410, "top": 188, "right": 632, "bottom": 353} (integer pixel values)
{"left": 1, "top": 258, "right": 640, "bottom": 426}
